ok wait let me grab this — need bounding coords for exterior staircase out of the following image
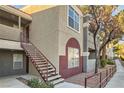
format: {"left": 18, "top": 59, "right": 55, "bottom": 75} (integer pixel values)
{"left": 20, "top": 32, "right": 64, "bottom": 85}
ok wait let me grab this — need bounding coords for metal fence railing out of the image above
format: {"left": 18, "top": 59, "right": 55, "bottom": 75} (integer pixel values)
{"left": 84, "top": 65, "right": 116, "bottom": 88}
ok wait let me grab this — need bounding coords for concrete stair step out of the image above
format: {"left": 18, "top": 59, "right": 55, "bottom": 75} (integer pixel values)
{"left": 48, "top": 73, "right": 58, "bottom": 77}
{"left": 35, "top": 62, "right": 49, "bottom": 65}
{"left": 51, "top": 78, "right": 64, "bottom": 85}
{"left": 34, "top": 60, "right": 46, "bottom": 62}
{"left": 48, "top": 75, "right": 61, "bottom": 81}
{"left": 40, "top": 69, "right": 55, "bottom": 74}
{"left": 32, "top": 58, "right": 42, "bottom": 60}
{"left": 22, "top": 43, "right": 63, "bottom": 85}
{"left": 38, "top": 67, "right": 53, "bottom": 71}
{"left": 42, "top": 69, "right": 55, "bottom": 73}
{"left": 37, "top": 64, "right": 51, "bottom": 68}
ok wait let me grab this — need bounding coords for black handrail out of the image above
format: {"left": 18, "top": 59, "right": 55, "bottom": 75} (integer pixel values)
{"left": 20, "top": 32, "right": 56, "bottom": 81}
{"left": 20, "top": 32, "right": 47, "bottom": 81}
{"left": 29, "top": 41, "right": 56, "bottom": 74}
{"left": 85, "top": 65, "right": 116, "bottom": 88}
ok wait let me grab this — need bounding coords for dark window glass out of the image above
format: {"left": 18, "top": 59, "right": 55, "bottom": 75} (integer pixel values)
{"left": 75, "top": 22, "right": 79, "bottom": 31}
{"left": 68, "top": 6, "right": 79, "bottom": 31}
{"left": 69, "top": 17, "right": 74, "bottom": 28}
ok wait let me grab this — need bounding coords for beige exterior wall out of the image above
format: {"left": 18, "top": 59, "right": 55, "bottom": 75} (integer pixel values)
{"left": 58, "top": 6, "right": 83, "bottom": 56}
{"left": 29, "top": 6, "right": 60, "bottom": 72}
{"left": 29, "top": 5, "right": 83, "bottom": 73}
{"left": 29, "top": 60, "right": 41, "bottom": 77}
{"left": 0, "top": 24, "right": 21, "bottom": 41}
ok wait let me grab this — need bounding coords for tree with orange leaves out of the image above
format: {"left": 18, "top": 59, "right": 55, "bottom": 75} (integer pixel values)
{"left": 80, "top": 5, "right": 124, "bottom": 73}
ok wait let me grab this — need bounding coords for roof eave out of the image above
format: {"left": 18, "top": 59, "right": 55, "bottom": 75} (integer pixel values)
{"left": 0, "top": 5, "right": 32, "bottom": 21}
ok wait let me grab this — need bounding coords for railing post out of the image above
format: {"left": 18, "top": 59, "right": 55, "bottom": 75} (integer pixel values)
{"left": 46, "top": 61, "right": 48, "bottom": 81}
{"left": 99, "top": 72, "right": 102, "bottom": 88}
{"left": 115, "top": 65, "right": 117, "bottom": 72}
{"left": 83, "top": 65, "right": 116, "bottom": 88}
{"left": 111, "top": 68, "right": 112, "bottom": 77}
{"left": 109, "top": 68, "right": 111, "bottom": 80}
{"left": 112, "top": 67, "right": 113, "bottom": 76}
{"left": 114, "top": 65, "right": 115, "bottom": 73}
{"left": 84, "top": 77, "right": 87, "bottom": 88}
{"left": 34, "top": 48, "right": 36, "bottom": 57}
{"left": 108, "top": 68, "right": 110, "bottom": 80}
{"left": 110, "top": 68, "right": 111, "bottom": 77}
{"left": 106, "top": 69, "right": 108, "bottom": 82}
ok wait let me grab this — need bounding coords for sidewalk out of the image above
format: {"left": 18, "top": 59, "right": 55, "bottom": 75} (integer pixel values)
{"left": 0, "top": 75, "right": 30, "bottom": 88}
{"left": 55, "top": 82, "right": 84, "bottom": 88}
{"left": 105, "top": 59, "right": 124, "bottom": 88}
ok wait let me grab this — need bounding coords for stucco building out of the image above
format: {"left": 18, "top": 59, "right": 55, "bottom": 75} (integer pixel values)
{"left": 0, "top": 5, "right": 31, "bottom": 76}
{"left": 0, "top": 5, "right": 98, "bottom": 85}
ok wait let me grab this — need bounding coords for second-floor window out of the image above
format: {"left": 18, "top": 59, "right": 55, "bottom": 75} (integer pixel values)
{"left": 68, "top": 6, "right": 79, "bottom": 31}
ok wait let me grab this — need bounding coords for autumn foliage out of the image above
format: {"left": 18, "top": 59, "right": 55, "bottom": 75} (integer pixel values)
{"left": 80, "top": 5, "right": 124, "bottom": 73}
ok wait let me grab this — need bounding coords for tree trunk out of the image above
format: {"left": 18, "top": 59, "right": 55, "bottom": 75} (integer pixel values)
{"left": 101, "top": 46, "right": 107, "bottom": 60}
{"left": 95, "top": 51, "right": 100, "bottom": 73}
{"left": 94, "top": 34, "right": 99, "bottom": 73}
{"left": 94, "top": 34, "right": 101, "bottom": 73}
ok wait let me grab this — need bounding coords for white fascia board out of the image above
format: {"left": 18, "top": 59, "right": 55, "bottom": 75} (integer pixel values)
{"left": 0, "top": 39, "right": 23, "bottom": 50}
{"left": 0, "top": 5, "right": 32, "bottom": 21}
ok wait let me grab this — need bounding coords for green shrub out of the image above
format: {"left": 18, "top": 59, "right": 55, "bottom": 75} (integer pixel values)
{"left": 46, "top": 82, "right": 54, "bottom": 88}
{"left": 27, "top": 78, "right": 54, "bottom": 88}
{"left": 100, "top": 59, "right": 115, "bottom": 67}
{"left": 101, "top": 59, "right": 107, "bottom": 68}
{"left": 27, "top": 78, "right": 40, "bottom": 88}
{"left": 120, "top": 56, "right": 124, "bottom": 61}
{"left": 107, "top": 61, "right": 115, "bottom": 65}
{"left": 107, "top": 59, "right": 115, "bottom": 65}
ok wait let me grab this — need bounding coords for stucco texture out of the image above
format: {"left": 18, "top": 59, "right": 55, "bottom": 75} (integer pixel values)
{"left": 29, "top": 6, "right": 84, "bottom": 77}
{"left": 29, "top": 6, "right": 59, "bottom": 72}
{"left": 0, "top": 49, "right": 27, "bottom": 76}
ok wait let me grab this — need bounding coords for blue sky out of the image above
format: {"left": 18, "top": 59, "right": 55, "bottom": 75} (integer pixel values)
{"left": 13, "top": 5, "right": 25, "bottom": 8}
{"left": 112, "top": 5, "right": 124, "bottom": 16}
{"left": 13, "top": 5, "right": 124, "bottom": 16}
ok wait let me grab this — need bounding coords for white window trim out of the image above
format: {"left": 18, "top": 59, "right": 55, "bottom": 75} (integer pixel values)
{"left": 67, "top": 5, "right": 81, "bottom": 33}
{"left": 13, "top": 54, "right": 23, "bottom": 70}
{"left": 68, "top": 47, "right": 80, "bottom": 69}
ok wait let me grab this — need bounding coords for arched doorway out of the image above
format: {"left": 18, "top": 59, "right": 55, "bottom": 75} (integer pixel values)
{"left": 59, "top": 38, "right": 83, "bottom": 78}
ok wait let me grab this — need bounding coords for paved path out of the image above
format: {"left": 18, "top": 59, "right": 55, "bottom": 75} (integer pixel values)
{"left": 105, "top": 59, "right": 124, "bottom": 88}
{"left": 0, "top": 75, "right": 30, "bottom": 88}
{"left": 0, "top": 74, "right": 40, "bottom": 88}
{"left": 54, "top": 82, "right": 84, "bottom": 88}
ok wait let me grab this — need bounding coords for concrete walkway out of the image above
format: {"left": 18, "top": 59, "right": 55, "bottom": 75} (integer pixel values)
{"left": 0, "top": 74, "right": 84, "bottom": 88}
{"left": 55, "top": 82, "right": 84, "bottom": 88}
{"left": 0, "top": 75, "right": 30, "bottom": 88}
{"left": 105, "top": 59, "right": 124, "bottom": 88}
{"left": 0, "top": 74, "right": 40, "bottom": 88}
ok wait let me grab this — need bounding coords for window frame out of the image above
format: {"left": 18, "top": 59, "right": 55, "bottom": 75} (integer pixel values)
{"left": 67, "top": 6, "right": 80, "bottom": 33}
{"left": 68, "top": 47, "right": 80, "bottom": 68}
{"left": 13, "top": 54, "right": 23, "bottom": 70}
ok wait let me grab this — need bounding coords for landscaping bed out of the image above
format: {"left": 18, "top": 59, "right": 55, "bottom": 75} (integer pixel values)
{"left": 100, "top": 59, "right": 115, "bottom": 68}
{"left": 16, "top": 77, "right": 54, "bottom": 88}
